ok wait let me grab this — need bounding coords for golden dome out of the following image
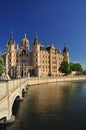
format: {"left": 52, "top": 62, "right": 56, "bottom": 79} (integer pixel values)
{"left": 22, "top": 33, "right": 29, "bottom": 43}
{"left": 21, "top": 33, "right": 29, "bottom": 48}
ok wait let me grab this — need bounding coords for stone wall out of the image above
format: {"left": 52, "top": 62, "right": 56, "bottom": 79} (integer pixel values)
{"left": 28, "top": 76, "right": 86, "bottom": 86}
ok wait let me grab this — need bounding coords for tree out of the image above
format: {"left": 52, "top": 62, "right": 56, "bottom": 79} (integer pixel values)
{"left": 59, "top": 61, "right": 71, "bottom": 75}
{"left": 59, "top": 61, "right": 83, "bottom": 75}
{"left": 70, "top": 63, "right": 83, "bottom": 73}
{"left": 0, "top": 56, "right": 4, "bottom": 76}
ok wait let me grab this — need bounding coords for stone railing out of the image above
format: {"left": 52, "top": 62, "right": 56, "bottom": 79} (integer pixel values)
{"left": 0, "top": 82, "right": 8, "bottom": 100}
{"left": 0, "top": 77, "right": 28, "bottom": 101}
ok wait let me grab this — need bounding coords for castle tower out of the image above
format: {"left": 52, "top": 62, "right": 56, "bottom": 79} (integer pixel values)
{"left": 63, "top": 43, "right": 70, "bottom": 63}
{"left": 32, "top": 33, "right": 40, "bottom": 66}
{"left": 21, "top": 33, "right": 29, "bottom": 50}
{"left": 7, "top": 32, "right": 16, "bottom": 78}
{"left": 20, "top": 34, "right": 30, "bottom": 77}
{"left": 32, "top": 33, "right": 41, "bottom": 77}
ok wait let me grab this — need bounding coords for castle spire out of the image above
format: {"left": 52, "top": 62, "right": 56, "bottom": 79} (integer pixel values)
{"left": 8, "top": 32, "right": 14, "bottom": 45}
{"left": 21, "top": 33, "right": 29, "bottom": 50}
{"left": 63, "top": 43, "right": 70, "bottom": 63}
{"left": 63, "top": 42, "right": 68, "bottom": 52}
{"left": 34, "top": 32, "right": 38, "bottom": 41}
{"left": 33, "top": 32, "right": 40, "bottom": 45}
{"left": 24, "top": 33, "right": 27, "bottom": 39}
{"left": 10, "top": 32, "right": 13, "bottom": 41}
{"left": 64, "top": 42, "right": 66, "bottom": 47}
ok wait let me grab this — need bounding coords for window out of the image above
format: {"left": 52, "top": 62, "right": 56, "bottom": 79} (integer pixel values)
{"left": 22, "top": 50, "right": 26, "bottom": 57}
{"left": 36, "top": 58, "right": 38, "bottom": 62}
{"left": 36, "top": 53, "right": 38, "bottom": 57}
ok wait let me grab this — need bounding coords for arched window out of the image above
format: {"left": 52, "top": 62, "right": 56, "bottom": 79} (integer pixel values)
{"left": 22, "top": 50, "right": 26, "bottom": 57}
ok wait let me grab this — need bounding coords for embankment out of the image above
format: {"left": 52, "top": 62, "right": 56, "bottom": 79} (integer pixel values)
{"left": 28, "top": 76, "right": 86, "bottom": 86}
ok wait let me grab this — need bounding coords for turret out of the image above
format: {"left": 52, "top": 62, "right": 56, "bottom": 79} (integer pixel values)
{"left": 21, "top": 33, "right": 29, "bottom": 50}
{"left": 8, "top": 32, "right": 16, "bottom": 51}
{"left": 32, "top": 33, "right": 41, "bottom": 77}
{"left": 8, "top": 32, "right": 14, "bottom": 46}
{"left": 32, "top": 33, "right": 40, "bottom": 65}
{"left": 63, "top": 43, "right": 70, "bottom": 63}
{"left": 7, "top": 33, "right": 16, "bottom": 78}
{"left": 32, "top": 33, "right": 40, "bottom": 48}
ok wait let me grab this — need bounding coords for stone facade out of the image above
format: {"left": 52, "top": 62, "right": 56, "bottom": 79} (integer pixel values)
{"left": 3, "top": 33, "right": 69, "bottom": 78}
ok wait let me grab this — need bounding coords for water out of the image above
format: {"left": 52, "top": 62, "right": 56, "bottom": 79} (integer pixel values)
{"left": 1, "top": 81, "right": 86, "bottom": 130}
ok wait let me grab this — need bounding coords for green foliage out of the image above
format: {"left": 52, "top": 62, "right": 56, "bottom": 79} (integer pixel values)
{"left": 0, "top": 56, "right": 4, "bottom": 75}
{"left": 70, "top": 62, "right": 83, "bottom": 73}
{"left": 59, "top": 61, "right": 83, "bottom": 75}
{"left": 59, "top": 61, "right": 71, "bottom": 75}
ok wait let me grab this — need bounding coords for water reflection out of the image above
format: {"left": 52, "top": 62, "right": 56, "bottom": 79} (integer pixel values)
{"left": 1, "top": 81, "right": 86, "bottom": 130}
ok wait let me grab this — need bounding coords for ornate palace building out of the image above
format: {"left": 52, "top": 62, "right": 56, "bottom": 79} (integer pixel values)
{"left": 3, "top": 33, "right": 69, "bottom": 78}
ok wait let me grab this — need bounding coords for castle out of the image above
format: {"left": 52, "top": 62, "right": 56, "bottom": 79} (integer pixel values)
{"left": 3, "top": 33, "right": 69, "bottom": 78}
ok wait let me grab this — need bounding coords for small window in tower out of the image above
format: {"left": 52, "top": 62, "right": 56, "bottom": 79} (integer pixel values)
{"left": 36, "top": 53, "right": 38, "bottom": 57}
{"left": 36, "top": 58, "right": 38, "bottom": 62}
{"left": 22, "top": 50, "right": 26, "bottom": 57}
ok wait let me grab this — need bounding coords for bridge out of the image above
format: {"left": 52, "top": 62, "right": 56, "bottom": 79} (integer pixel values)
{"left": 0, "top": 78, "right": 29, "bottom": 124}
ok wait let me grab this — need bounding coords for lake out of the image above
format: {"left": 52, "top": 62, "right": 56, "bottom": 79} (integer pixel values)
{"left": 1, "top": 80, "right": 86, "bottom": 130}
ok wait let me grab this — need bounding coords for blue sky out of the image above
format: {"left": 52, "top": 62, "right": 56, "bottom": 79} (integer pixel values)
{"left": 0, "top": 0, "right": 86, "bottom": 69}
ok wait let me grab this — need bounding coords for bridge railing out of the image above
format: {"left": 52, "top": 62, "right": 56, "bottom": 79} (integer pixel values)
{"left": 8, "top": 78, "right": 28, "bottom": 92}
{"left": 0, "top": 77, "right": 29, "bottom": 100}
{"left": 0, "top": 82, "right": 8, "bottom": 100}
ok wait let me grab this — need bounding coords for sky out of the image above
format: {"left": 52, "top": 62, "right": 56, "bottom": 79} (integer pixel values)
{"left": 0, "top": 0, "right": 86, "bottom": 69}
